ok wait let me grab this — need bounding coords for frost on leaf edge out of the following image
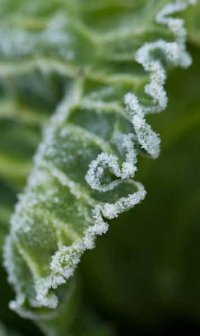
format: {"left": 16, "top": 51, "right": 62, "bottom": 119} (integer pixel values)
{"left": 3, "top": 0, "right": 196, "bottom": 314}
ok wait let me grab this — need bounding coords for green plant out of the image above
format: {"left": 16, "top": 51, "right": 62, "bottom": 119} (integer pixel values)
{"left": 0, "top": 0, "right": 200, "bottom": 335}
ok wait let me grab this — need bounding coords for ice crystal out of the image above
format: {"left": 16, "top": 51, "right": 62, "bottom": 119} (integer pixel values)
{"left": 3, "top": 0, "right": 196, "bottom": 316}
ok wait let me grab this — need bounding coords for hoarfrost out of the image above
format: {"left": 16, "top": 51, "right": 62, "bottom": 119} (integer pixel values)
{"left": 4, "top": 0, "right": 195, "bottom": 312}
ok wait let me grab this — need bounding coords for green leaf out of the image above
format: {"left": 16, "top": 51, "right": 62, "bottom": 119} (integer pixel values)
{"left": 80, "top": 43, "right": 200, "bottom": 327}
{"left": 0, "top": 0, "right": 198, "bottom": 335}
{"left": 0, "top": 323, "right": 21, "bottom": 336}
{"left": 186, "top": 0, "right": 200, "bottom": 46}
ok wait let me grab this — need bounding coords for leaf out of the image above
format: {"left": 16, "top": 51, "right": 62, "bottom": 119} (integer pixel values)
{"left": 80, "top": 43, "right": 200, "bottom": 327}
{"left": 1, "top": 0, "right": 197, "bottom": 335}
{"left": 0, "top": 323, "right": 21, "bottom": 336}
{"left": 185, "top": 0, "right": 200, "bottom": 46}
{"left": 0, "top": 181, "right": 15, "bottom": 256}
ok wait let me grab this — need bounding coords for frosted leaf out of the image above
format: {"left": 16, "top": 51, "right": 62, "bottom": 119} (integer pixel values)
{"left": 2, "top": 0, "right": 195, "bottom": 325}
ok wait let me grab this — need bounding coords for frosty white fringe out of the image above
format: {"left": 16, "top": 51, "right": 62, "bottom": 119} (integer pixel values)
{"left": 4, "top": 0, "right": 196, "bottom": 313}
{"left": 86, "top": 0, "right": 196, "bottom": 210}
{"left": 37, "top": 0, "right": 196, "bottom": 309}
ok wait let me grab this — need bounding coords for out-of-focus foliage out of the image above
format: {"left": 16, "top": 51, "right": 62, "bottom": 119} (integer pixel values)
{"left": 186, "top": 1, "right": 200, "bottom": 46}
{"left": 0, "top": 323, "right": 21, "bottom": 336}
{"left": 0, "top": 0, "right": 199, "bottom": 335}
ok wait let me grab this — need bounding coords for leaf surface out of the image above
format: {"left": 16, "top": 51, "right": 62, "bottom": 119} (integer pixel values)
{"left": 0, "top": 0, "right": 198, "bottom": 335}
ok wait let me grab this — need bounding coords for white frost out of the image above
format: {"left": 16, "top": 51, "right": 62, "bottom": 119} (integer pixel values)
{"left": 4, "top": 0, "right": 195, "bottom": 312}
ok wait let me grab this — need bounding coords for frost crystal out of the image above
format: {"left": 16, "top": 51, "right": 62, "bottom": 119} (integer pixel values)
{"left": 3, "top": 0, "right": 195, "bottom": 313}
{"left": 86, "top": 0, "right": 195, "bottom": 196}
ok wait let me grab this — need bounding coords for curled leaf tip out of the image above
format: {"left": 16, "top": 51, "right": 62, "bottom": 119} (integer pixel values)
{"left": 3, "top": 0, "right": 195, "bottom": 319}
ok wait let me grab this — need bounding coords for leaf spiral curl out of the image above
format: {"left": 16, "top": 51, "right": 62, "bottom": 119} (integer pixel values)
{"left": 3, "top": 0, "right": 196, "bottom": 320}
